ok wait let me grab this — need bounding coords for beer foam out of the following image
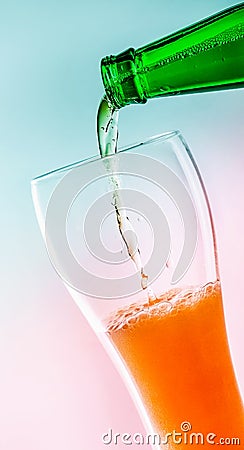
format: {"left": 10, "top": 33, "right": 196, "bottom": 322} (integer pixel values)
{"left": 106, "top": 281, "right": 221, "bottom": 333}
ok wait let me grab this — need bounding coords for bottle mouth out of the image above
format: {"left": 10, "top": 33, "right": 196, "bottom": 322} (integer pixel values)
{"left": 101, "top": 48, "right": 147, "bottom": 109}
{"left": 101, "top": 55, "right": 123, "bottom": 108}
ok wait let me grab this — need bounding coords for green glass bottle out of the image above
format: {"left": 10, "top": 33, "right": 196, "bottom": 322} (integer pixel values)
{"left": 101, "top": 3, "right": 244, "bottom": 109}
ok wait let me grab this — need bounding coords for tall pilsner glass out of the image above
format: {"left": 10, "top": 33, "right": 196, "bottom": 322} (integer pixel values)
{"left": 31, "top": 132, "right": 243, "bottom": 449}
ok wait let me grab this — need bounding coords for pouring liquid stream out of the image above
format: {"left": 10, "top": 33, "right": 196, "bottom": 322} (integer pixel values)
{"left": 97, "top": 96, "right": 156, "bottom": 302}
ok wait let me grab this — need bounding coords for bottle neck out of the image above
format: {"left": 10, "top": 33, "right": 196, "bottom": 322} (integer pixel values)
{"left": 101, "top": 48, "right": 147, "bottom": 109}
{"left": 101, "top": 3, "right": 244, "bottom": 109}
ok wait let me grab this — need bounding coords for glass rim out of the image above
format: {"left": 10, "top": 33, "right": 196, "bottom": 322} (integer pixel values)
{"left": 31, "top": 130, "right": 181, "bottom": 184}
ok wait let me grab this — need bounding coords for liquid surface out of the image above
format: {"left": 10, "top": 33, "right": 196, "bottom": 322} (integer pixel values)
{"left": 107, "top": 281, "right": 244, "bottom": 448}
{"left": 97, "top": 97, "right": 155, "bottom": 299}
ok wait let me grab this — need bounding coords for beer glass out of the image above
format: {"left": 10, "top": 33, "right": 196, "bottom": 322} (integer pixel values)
{"left": 31, "top": 131, "right": 243, "bottom": 449}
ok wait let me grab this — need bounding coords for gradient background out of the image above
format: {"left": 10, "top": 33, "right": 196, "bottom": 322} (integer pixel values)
{"left": 0, "top": 1, "right": 243, "bottom": 449}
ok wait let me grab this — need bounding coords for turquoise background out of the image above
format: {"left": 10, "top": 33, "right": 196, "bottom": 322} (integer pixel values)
{"left": 0, "top": 1, "right": 243, "bottom": 449}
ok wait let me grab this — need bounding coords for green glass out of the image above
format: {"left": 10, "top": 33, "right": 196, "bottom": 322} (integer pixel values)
{"left": 101, "top": 3, "right": 244, "bottom": 108}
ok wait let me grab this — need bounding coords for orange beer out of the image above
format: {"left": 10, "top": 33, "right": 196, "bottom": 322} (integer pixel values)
{"left": 107, "top": 282, "right": 244, "bottom": 448}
